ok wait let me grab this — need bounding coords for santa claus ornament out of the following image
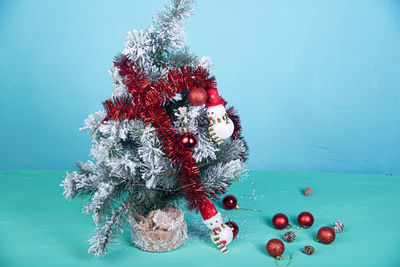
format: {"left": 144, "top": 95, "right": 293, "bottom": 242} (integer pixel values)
{"left": 206, "top": 88, "right": 235, "bottom": 144}
{"left": 200, "top": 199, "right": 234, "bottom": 253}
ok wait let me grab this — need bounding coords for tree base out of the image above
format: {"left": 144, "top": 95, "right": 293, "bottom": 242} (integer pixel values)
{"left": 131, "top": 205, "right": 187, "bottom": 252}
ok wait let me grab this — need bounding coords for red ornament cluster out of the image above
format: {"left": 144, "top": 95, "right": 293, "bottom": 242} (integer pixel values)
{"left": 101, "top": 55, "right": 248, "bottom": 210}
{"left": 266, "top": 211, "right": 339, "bottom": 261}
{"left": 271, "top": 211, "right": 314, "bottom": 230}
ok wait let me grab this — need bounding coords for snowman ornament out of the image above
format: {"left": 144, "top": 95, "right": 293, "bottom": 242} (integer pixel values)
{"left": 200, "top": 199, "right": 233, "bottom": 253}
{"left": 206, "top": 88, "right": 234, "bottom": 144}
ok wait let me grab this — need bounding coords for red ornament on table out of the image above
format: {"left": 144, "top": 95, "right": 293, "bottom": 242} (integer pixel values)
{"left": 272, "top": 213, "right": 289, "bottom": 230}
{"left": 180, "top": 132, "right": 198, "bottom": 150}
{"left": 188, "top": 87, "right": 208, "bottom": 106}
{"left": 225, "top": 220, "right": 239, "bottom": 239}
{"left": 297, "top": 211, "right": 314, "bottom": 228}
{"left": 266, "top": 238, "right": 285, "bottom": 258}
{"left": 316, "top": 226, "right": 336, "bottom": 244}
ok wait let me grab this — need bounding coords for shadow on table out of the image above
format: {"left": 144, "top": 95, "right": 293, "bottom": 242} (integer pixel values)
{"left": 264, "top": 216, "right": 275, "bottom": 229}
{"left": 257, "top": 243, "right": 267, "bottom": 256}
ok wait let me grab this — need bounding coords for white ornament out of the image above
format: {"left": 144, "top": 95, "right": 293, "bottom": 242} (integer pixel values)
{"left": 207, "top": 104, "right": 234, "bottom": 144}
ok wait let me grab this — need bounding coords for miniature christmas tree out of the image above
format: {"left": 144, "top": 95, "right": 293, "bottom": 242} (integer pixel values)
{"left": 61, "top": 0, "right": 248, "bottom": 257}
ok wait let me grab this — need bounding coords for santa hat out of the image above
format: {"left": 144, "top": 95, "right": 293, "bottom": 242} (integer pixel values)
{"left": 205, "top": 88, "right": 225, "bottom": 107}
{"left": 200, "top": 199, "right": 219, "bottom": 220}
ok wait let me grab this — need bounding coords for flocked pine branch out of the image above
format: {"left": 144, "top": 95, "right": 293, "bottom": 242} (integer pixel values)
{"left": 121, "top": 0, "right": 199, "bottom": 85}
{"left": 84, "top": 180, "right": 124, "bottom": 225}
{"left": 152, "top": 0, "right": 195, "bottom": 49}
{"left": 201, "top": 160, "right": 247, "bottom": 199}
{"left": 88, "top": 197, "right": 133, "bottom": 257}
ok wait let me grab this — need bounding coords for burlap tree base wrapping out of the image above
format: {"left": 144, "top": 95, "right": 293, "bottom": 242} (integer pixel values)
{"left": 131, "top": 205, "right": 187, "bottom": 252}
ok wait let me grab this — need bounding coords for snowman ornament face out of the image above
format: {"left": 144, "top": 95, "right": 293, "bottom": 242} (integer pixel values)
{"left": 207, "top": 104, "right": 234, "bottom": 143}
{"left": 207, "top": 104, "right": 226, "bottom": 119}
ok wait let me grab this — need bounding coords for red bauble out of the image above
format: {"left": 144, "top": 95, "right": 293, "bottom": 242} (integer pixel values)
{"left": 180, "top": 132, "right": 197, "bottom": 150}
{"left": 225, "top": 220, "right": 239, "bottom": 239}
{"left": 272, "top": 213, "right": 289, "bottom": 230}
{"left": 297, "top": 211, "right": 314, "bottom": 228}
{"left": 222, "top": 195, "right": 238, "bottom": 210}
{"left": 266, "top": 238, "right": 285, "bottom": 258}
{"left": 188, "top": 87, "right": 208, "bottom": 106}
{"left": 317, "top": 226, "right": 336, "bottom": 244}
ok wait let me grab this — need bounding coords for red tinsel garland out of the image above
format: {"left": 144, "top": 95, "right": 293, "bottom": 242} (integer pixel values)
{"left": 102, "top": 54, "right": 247, "bottom": 210}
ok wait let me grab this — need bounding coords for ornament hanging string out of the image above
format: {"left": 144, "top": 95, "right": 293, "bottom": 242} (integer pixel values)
{"left": 276, "top": 252, "right": 295, "bottom": 267}
{"left": 234, "top": 205, "right": 262, "bottom": 212}
{"left": 287, "top": 224, "right": 303, "bottom": 230}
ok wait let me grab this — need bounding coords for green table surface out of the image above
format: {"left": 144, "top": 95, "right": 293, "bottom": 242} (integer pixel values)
{"left": 1, "top": 170, "right": 399, "bottom": 267}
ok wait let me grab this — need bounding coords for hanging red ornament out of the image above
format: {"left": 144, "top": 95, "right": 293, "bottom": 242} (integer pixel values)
{"left": 225, "top": 220, "right": 239, "bottom": 239}
{"left": 272, "top": 213, "right": 289, "bottom": 230}
{"left": 188, "top": 87, "right": 208, "bottom": 106}
{"left": 266, "top": 238, "right": 285, "bottom": 258}
{"left": 316, "top": 226, "right": 336, "bottom": 244}
{"left": 180, "top": 132, "right": 198, "bottom": 150}
{"left": 297, "top": 211, "right": 314, "bottom": 228}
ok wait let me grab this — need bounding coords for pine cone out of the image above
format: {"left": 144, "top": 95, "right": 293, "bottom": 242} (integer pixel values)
{"left": 283, "top": 231, "right": 296, "bottom": 243}
{"left": 303, "top": 245, "right": 315, "bottom": 255}
{"left": 302, "top": 187, "right": 313, "bottom": 196}
{"left": 333, "top": 221, "right": 344, "bottom": 233}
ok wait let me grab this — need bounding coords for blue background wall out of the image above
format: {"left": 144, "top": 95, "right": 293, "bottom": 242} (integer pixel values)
{"left": 1, "top": 0, "right": 399, "bottom": 174}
